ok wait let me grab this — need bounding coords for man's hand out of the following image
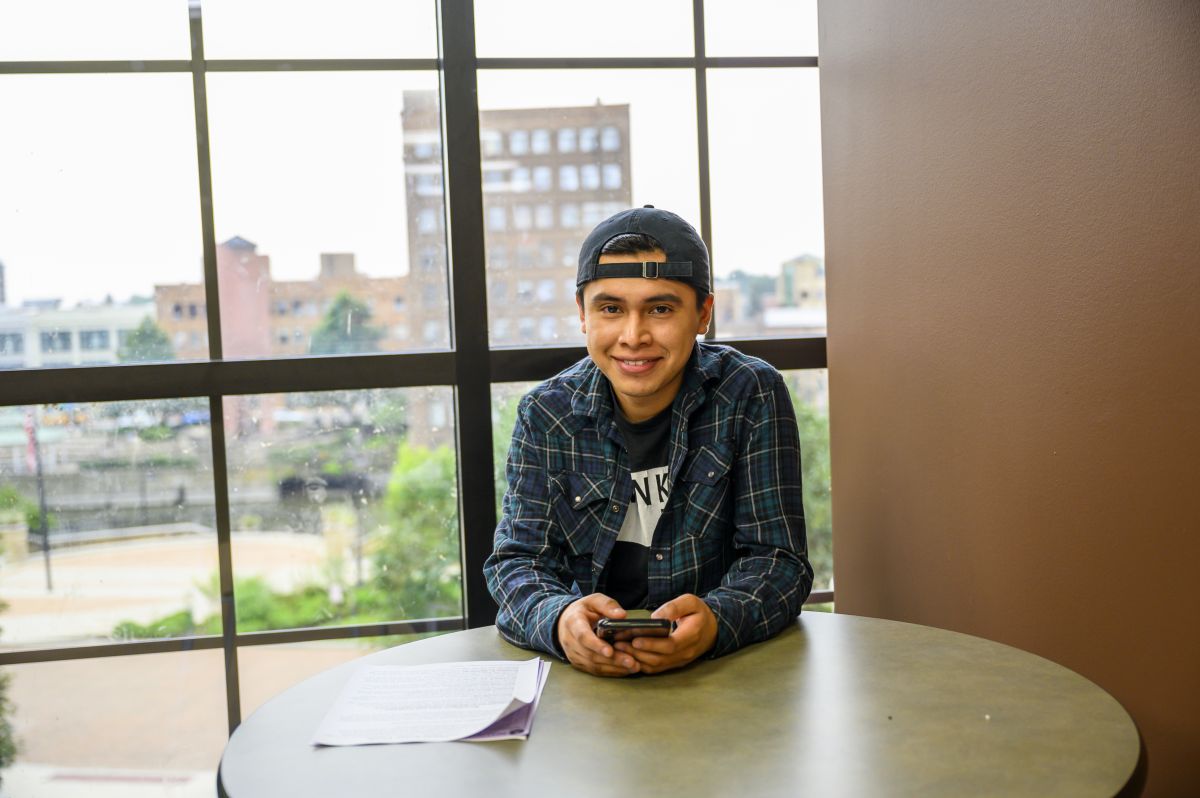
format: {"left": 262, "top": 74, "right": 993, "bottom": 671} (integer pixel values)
{"left": 615, "top": 594, "right": 718, "bottom": 674}
{"left": 557, "top": 593, "right": 640, "bottom": 677}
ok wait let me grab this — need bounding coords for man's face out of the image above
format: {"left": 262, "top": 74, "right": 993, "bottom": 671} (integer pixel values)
{"left": 577, "top": 249, "right": 714, "bottom": 422}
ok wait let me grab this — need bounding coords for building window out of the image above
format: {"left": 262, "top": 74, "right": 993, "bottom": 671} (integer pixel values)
{"left": 40, "top": 331, "right": 71, "bottom": 353}
{"left": 79, "top": 330, "right": 110, "bottom": 351}
{"left": 557, "top": 127, "right": 576, "bottom": 153}
{"left": 580, "top": 126, "right": 598, "bottom": 152}
{"left": 481, "top": 129, "right": 503, "bottom": 156}
{"left": 510, "top": 167, "right": 531, "bottom": 191}
{"left": 536, "top": 279, "right": 556, "bottom": 302}
{"left": 601, "top": 126, "right": 621, "bottom": 151}
{"left": 559, "top": 164, "right": 579, "bottom": 191}
{"left": 512, "top": 204, "right": 533, "bottom": 230}
{"left": 602, "top": 163, "right": 622, "bottom": 189}
{"left": 487, "top": 205, "right": 507, "bottom": 232}
{"left": 532, "top": 166, "right": 552, "bottom": 192}
{"left": 393, "top": 296, "right": 406, "bottom": 311}
{"left": 561, "top": 202, "right": 581, "bottom": 228}
{"left": 508, "top": 129, "right": 529, "bottom": 155}
{"left": 172, "top": 303, "right": 183, "bottom": 320}
{"left": 538, "top": 241, "right": 556, "bottom": 266}
{"left": 494, "top": 318, "right": 510, "bottom": 339}
{"left": 422, "top": 320, "right": 440, "bottom": 342}
{"left": 516, "top": 280, "right": 534, "bottom": 300}
{"left": 531, "top": 128, "right": 551, "bottom": 154}
{"left": 417, "top": 208, "right": 438, "bottom": 234}
{"left": 490, "top": 280, "right": 508, "bottom": 302}
{"left": 422, "top": 284, "right": 440, "bottom": 307}
{"left": 491, "top": 245, "right": 509, "bottom": 270}
{"left": 534, "top": 204, "right": 554, "bottom": 229}
{"left": 0, "top": 333, "right": 24, "bottom": 355}
{"left": 539, "top": 316, "right": 557, "bottom": 339}
{"left": 518, "top": 317, "right": 535, "bottom": 338}
{"left": 581, "top": 164, "right": 600, "bottom": 190}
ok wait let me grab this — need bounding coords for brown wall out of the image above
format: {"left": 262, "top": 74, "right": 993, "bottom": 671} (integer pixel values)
{"left": 817, "top": 1, "right": 1200, "bottom": 794}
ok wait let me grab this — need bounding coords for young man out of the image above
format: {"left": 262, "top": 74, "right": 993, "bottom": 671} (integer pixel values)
{"left": 484, "top": 206, "right": 813, "bottom": 677}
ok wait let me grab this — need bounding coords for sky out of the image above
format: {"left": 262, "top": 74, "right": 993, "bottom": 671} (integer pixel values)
{"left": 0, "top": 0, "right": 821, "bottom": 308}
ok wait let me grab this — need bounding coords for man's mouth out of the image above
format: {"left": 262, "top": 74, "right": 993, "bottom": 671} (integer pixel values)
{"left": 614, "top": 357, "right": 660, "bottom": 375}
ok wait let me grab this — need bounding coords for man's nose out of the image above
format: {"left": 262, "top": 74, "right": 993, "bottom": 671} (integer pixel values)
{"left": 619, "top": 313, "right": 650, "bottom": 345}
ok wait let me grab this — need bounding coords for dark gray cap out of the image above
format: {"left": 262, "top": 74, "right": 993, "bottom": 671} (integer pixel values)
{"left": 576, "top": 205, "right": 711, "bottom": 295}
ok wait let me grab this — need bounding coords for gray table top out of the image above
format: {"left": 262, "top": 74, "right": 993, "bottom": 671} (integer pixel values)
{"left": 218, "top": 612, "right": 1139, "bottom": 798}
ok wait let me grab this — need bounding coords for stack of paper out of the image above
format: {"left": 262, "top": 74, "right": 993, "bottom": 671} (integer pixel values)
{"left": 312, "top": 658, "right": 550, "bottom": 746}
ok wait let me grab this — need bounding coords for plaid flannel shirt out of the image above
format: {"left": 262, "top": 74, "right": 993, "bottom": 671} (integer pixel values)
{"left": 484, "top": 343, "right": 813, "bottom": 659}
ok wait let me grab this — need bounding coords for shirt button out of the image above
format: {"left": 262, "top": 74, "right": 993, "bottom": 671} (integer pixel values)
{"left": 574, "top": 496, "right": 581, "bottom": 503}
{"left": 611, "top": 504, "right": 619, "bottom": 512}
{"left": 655, "top": 553, "right": 664, "bottom": 561}
{"left": 707, "top": 471, "right": 715, "bottom": 478}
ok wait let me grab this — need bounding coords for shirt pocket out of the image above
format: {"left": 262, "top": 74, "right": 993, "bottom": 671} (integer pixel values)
{"left": 676, "top": 441, "right": 735, "bottom": 539}
{"left": 550, "top": 471, "right": 612, "bottom": 555}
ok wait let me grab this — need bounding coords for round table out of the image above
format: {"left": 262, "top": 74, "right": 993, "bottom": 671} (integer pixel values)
{"left": 218, "top": 612, "right": 1140, "bottom": 797}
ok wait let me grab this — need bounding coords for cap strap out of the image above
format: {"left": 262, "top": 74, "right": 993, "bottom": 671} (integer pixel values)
{"left": 589, "top": 261, "right": 695, "bottom": 281}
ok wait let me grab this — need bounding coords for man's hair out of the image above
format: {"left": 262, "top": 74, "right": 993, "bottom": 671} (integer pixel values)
{"left": 576, "top": 233, "right": 710, "bottom": 310}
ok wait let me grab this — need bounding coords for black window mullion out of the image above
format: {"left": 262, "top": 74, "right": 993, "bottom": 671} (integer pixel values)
{"left": 438, "top": 0, "right": 499, "bottom": 628}
{"left": 188, "top": 1, "right": 242, "bottom": 735}
{"left": 693, "top": 0, "right": 717, "bottom": 341}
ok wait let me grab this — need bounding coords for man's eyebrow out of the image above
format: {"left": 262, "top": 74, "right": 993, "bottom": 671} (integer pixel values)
{"left": 588, "top": 292, "right": 684, "bottom": 305}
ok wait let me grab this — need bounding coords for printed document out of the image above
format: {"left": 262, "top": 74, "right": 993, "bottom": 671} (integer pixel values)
{"left": 312, "top": 658, "right": 549, "bottom": 746}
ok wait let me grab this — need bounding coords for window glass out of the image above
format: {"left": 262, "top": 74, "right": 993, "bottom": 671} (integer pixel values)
{"left": 2, "top": 651, "right": 227, "bottom": 787}
{"left": 704, "top": 0, "right": 818, "bottom": 56}
{"left": 478, "top": 70, "right": 698, "bottom": 348}
{"left": 201, "top": 0, "right": 437, "bottom": 59}
{"left": 207, "top": 73, "right": 450, "bottom": 355}
{"left": 531, "top": 129, "right": 552, "bottom": 154}
{"left": 0, "top": 75, "right": 203, "bottom": 368}
{"left": 557, "top": 128, "right": 577, "bottom": 153}
{"left": 0, "top": 401, "right": 217, "bottom": 651}
{"left": 223, "top": 387, "right": 461, "bottom": 633}
{"left": 475, "top": 1, "right": 692, "bottom": 57}
{"left": 782, "top": 369, "right": 832, "bottom": 591}
{"left": 0, "top": 1, "right": 189, "bottom": 60}
{"left": 708, "top": 69, "right": 825, "bottom": 339}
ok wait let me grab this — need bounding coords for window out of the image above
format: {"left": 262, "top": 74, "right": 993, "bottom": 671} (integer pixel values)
{"left": 602, "top": 163, "right": 622, "bottom": 189}
{"left": 512, "top": 205, "right": 533, "bottom": 230}
{"left": 0, "top": 333, "right": 24, "bottom": 355}
{"left": 40, "top": 331, "right": 71, "bottom": 353}
{"left": 5, "top": 7, "right": 826, "bottom": 784}
{"left": 79, "top": 330, "right": 110, "bottom": 350}
{"left": 581, "top": 163, "right": 600, "bottom": 190}
{"left": 559, "top": 165, "right": 579, "bottom": 191}
{"left": 580, "top": 126, "right": 598, "bottom": 152}
{"left": 487, "top": 205, "right": 507, "bottom": 232}
{"left": 557, "top": 127, "right": 576, "bottom": 152}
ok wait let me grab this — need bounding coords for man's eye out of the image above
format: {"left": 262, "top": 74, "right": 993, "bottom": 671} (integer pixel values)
{"left": 600, "top": 305, "right": 621, "bottom": 314}
{"left": 649, "top": 305, "right": 673, "bottom": 315}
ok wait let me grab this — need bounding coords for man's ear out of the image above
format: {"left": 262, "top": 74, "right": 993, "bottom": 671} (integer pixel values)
{"left": 697, "top": 294, "right": 715, "bottom": 335}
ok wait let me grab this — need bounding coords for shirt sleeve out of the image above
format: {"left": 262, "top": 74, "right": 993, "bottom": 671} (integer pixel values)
{"left": 483, "top": 395, "right": 579, "bottom": 660}
{"left": 701, "top": 372, "right": 814, "bottom": 657}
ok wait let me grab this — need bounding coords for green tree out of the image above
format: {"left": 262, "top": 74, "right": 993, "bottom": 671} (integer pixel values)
{"left": 309, "top": 292, "right": 384, "bottom": 355}
{"left": 118, "top": 317, "right": 174, "bottom": 362}
{"left": 792, "top": 398, "right": 833, "bottom": 591}
{"left": 373, "top": 443, "right": 462, "bottom": 620}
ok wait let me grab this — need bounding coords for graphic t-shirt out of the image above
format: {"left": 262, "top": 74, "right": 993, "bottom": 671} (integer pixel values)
{"left": 604, "top": 403, "right": 672, "bottom": 609}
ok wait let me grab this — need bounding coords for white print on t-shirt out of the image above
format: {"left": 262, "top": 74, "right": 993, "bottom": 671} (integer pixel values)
{"left": 616, "top": 465, "right": 671, "bottom": 548}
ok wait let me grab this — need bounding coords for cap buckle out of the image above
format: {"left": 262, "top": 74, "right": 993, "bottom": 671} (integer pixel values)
{"left": 641, "top": 261, "right": 660, "bottom": 279}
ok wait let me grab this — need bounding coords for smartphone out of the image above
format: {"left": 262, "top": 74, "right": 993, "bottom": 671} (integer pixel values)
{"left": 594, "top": 618, "right": 675, "bottom": 642}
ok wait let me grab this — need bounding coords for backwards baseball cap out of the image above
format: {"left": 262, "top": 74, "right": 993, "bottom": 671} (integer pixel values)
{"left": 576, "top": 205, "right": 711, "bottom": 295}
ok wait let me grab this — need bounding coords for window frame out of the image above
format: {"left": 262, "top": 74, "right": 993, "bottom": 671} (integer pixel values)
{"left": 0, "top": 0, "right": 829, "bottom": 738}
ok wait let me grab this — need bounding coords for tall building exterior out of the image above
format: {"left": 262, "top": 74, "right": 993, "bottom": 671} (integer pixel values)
{"left": 401, "top": 90, "right": 632, "bottom": 348}
{"left": 0, "top": 299, "right": 153, "bottom": 370}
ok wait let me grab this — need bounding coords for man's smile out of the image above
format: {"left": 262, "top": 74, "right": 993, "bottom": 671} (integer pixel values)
{"left": 613, "top": 356, "right": 661, "bottom": 375}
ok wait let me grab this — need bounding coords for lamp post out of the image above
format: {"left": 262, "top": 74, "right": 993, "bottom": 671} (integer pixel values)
{"left": 23, "top": 408, "right": 52, "bottom": 592}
